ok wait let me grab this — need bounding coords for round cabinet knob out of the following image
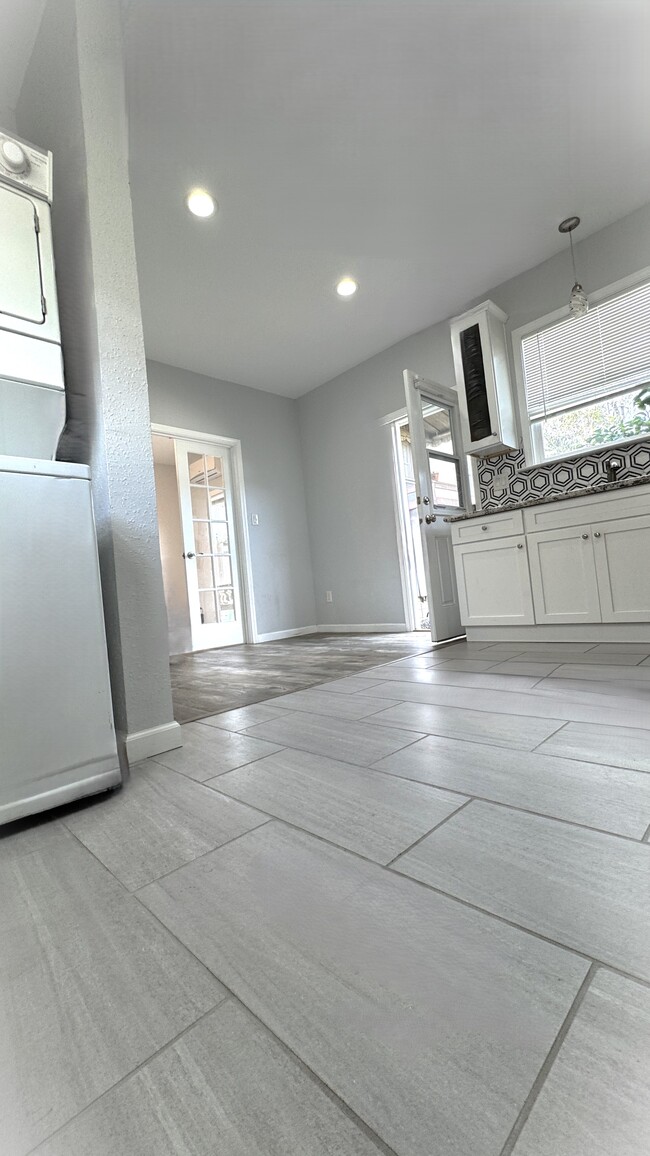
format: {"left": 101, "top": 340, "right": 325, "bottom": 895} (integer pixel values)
{"left": 481, "top": 525, "right": 488, "bottom": 531}
{"left": 593, "top": 531, "right": 601, "bottom": 538}
{"left": 1, "top": 139, "right": 29, "bottom": 173}
{"left": 517, "top": 543, "right": 523, "bottom": 549}
{"left": 581, "top": 533, "right": 589, "bottom": 539}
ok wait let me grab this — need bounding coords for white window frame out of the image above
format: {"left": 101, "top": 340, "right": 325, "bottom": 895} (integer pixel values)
{"left": 512, "top": 264, "right": 650, "bottom": 468}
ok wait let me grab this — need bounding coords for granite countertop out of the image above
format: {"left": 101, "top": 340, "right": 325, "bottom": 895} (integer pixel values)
{"left": 444, "top": 473, "right": 650, "bottom": 522}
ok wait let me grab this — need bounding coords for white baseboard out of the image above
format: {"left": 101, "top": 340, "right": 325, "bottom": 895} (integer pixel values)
{"left": 315, "top": 623, "right": 409, "bottom": 634}
{"left": 255, "top": 626, "right": 318, "bottom": 642}
{"left": 254, "top": 623, "right": 409, "bottom": 641}
{"left": 466, "top": 624, "right": 650, "bottom": 643}
{"left": 123, "top": 720, "right": 183, "bottom": 765}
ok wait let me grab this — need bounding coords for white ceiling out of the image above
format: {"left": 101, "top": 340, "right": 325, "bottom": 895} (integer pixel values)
{"left": 8, "top": 2, "right": 650, "bottom": 399}
{"left": 0, "top": 0, "right": 45, "bottom": 125}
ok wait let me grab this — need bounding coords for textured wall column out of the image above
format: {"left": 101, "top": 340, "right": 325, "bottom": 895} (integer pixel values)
{"left": 17, "top": 0, "right": 179, "bottom": 759}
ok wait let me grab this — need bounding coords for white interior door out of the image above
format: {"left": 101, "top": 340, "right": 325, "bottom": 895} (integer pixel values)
{"left": 175, "top": 440, "right": 245, "bottom": 649}
{"left": 403, "top": 371, "right": 471, "bottom": 642}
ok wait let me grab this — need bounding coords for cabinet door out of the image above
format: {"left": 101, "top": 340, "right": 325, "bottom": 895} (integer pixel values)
{"left": 592, "top": 514, "right": 650, "bottom": 622}
{"left": 527, "top": 526, "right": 601, "bottom": 624}
{"left": 453, "top": 536, "right": 534, "bottom": 626}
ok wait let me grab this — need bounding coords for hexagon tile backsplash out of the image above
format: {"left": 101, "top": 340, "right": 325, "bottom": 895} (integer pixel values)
{"left": 476, "top": 440, "right": 650, "bottom": 511}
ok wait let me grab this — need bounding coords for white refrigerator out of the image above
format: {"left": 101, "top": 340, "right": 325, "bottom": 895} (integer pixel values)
{"left": 0, "top": 457, "right": 121, "bottom": 824}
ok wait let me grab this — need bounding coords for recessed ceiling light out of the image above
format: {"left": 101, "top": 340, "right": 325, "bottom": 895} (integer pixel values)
{"left": 336, "top": 276, "right": 358, "bottom": 298}
{"left": 186, "top": 189, "right": 216, "bottom": 218}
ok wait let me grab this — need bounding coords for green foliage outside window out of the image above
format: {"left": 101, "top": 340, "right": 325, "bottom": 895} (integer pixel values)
{"left": 587, "top": 387, "right": 650, "bottom": 446}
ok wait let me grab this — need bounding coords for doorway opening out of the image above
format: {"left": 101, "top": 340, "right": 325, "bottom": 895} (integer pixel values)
{"left": 151, "top": 426, "right": 256, "bottom": 655}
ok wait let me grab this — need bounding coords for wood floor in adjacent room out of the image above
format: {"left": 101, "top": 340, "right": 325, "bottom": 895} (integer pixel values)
{"left": 3, "top": 638, "right": 650, "bottom": 1155}
{"left": 169, "top": 631, "right": 433, "bottom": 722}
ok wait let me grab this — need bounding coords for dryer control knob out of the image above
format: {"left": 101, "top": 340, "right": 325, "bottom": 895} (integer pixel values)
{"left": 1, "top": 139, "right": 29, "bottom": 173}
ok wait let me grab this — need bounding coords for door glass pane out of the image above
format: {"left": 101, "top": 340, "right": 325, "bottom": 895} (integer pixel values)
{"left": 188, "top": 454, "right": 205, "bottom": 485}
{"left": 211, "top": 523, "right": 230, "bottom": 554}
{"left": 191, "top": 487, "right": 209, "bottom": 519}
{"left": 421, "top": 399, "right": 454, "bottom": 455}
{"left": 214, "top": 555, "right": 232, "bottom": 587}
{"left": 196, "top": 556, "right": 213, "bottom": 588}
{"left": 429, "top": 454, "right": 461, "bottom": 508}
{"left": 205, "top": 456, "right": 224, "bottom": 485}
{"left": 218, "top": 587, "right": 235, "bottom": 622}
{"left": 200, "top": 591, "right": 217, "bottom": 623}
{"left": 193, "top": 521, "right": 211, "bottom": 554}
{"left": 209, "top": 489, "right": 226, "bottom": 518}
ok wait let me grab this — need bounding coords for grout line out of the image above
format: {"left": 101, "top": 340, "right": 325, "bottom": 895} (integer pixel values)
{"left": 642, "top": 822, "right": 650, "bottom": 843}
{"left": 498, "top": 963, "right": 599, "bottom": 1156}
{"left": 362, "top": 760, "right": 650, "bottom": 845}
{"left": 384, "top": 798, "right": 474, "bottom": 867}
{"left": 383, "top": 860, "right": 650, "bottom": 990}
{"left": 27, "top": 1001, "right": 227, "bottom": 1154}
{"left": 126, "top": 905, "right": 402, "bottom": 1156}
{"left": 529, "top": 719, "right": 571, "bottom": 751}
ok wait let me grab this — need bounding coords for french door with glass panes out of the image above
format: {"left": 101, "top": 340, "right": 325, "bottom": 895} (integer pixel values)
{"left": 174, "top": 440, "right": 244, "bottom": 649}
{"left": 402, "top": 371, "right": 471, "bottom": 642}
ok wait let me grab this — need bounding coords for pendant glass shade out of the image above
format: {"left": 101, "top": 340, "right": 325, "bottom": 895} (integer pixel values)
{"left": 559, "top": 217, "right": 588, "bottom": 317}
{"left": 569, "top": 282, "right": 589, "bottom": 317}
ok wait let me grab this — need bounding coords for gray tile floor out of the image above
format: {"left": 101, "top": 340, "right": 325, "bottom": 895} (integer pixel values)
{"left": 3, "top": 637, "right": 650, "bottom": 1155}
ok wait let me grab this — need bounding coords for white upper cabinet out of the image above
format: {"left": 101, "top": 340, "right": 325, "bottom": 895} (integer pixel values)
{"left": 449, "top": 300, "right": 518, "bottom": 457}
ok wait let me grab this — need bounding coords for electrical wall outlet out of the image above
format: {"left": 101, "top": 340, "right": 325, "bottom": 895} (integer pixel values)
{"left": 251, "top": 513, "right": 259, "bottom": 525}
{"left": 493, "top": 472, "right": 511, "bottom": 495}
{"left": 325, "top": 590, "right": 333, "bottom": 603}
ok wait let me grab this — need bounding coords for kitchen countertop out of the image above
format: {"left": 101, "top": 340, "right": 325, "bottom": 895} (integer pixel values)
{"left": 444, "top": 473, "right": 650, "bottom": 522}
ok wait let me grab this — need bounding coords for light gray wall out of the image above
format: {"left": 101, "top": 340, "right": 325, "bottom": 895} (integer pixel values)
{"left": 298, "top": 199, "right": 650, "bottom": 627}
{"left": 153, "top": 460, "right": 192, "bottom": 655}
{"left": 17, "top": 0, "right": 176, "bottom": 749}
{"left": 147, "top": 360, "right": 317, "bottom": 637}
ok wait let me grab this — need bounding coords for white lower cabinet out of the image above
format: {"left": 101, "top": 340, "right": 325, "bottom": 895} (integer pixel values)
{"left": 452, "top": 488, "right": 650, "bottom": 628}
{"left": 592, "top": 513, "right": 650, "bottom": 622}
{"left": 454, "top": 535, "right": 534, "bottom": 626}
{"left": 527, "top": 525, "right": 601, "bottom": 624}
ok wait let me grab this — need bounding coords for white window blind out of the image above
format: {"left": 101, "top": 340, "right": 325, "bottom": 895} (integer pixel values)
{"left": 522, "top": 279, "right": 650, "bottom": 421}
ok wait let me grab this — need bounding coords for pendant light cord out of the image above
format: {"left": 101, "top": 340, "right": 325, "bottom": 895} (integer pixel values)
{"left": 568, "top": 230, "right": 578, "bottom": 284}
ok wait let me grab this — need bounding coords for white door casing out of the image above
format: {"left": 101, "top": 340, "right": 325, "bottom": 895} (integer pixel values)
{"left": 403, "top": 371, "right": 471, "bottom": 642}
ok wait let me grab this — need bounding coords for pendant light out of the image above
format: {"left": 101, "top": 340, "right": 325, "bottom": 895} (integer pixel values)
{"left": 558, "top": 216, "right": 588, "bottom": 317}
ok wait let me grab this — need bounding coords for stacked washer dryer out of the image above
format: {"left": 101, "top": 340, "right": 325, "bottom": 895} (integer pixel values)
{"left": 0, "top": 129, "right": 121, "bottom": 824}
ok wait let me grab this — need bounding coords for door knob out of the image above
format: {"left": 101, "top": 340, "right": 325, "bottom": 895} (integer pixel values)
{"left": 425, "top": 514, "right": 436, "bottom": 524}
{"left": 422, "top": 496, "right": 430, "bottom": 505}
{"left": 183, "top": 551, "right": 196, "bottom": 559}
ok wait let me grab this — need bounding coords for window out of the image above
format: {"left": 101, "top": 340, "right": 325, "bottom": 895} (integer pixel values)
{"left": 518, "top": 277, "right": 650, "bottom": 463}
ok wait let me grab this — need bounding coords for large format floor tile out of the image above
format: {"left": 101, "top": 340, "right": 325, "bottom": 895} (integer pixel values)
{"left": 524, "top": 676, "right": 650, "bottom": 709}
{"left": 537, "top": 720, "right": 650, "bottom": 773}
{"left": 371, "top": 734, "right": 650, "bottom": 838}
{"left": 262, "top": 687, "right": 401, "bottom": 720}
{"left": 244, "top": 710, "right": 423, "bottom": 766}
{"left": 212, "top": 747, "right": 467, "bottom": 863}
{"left": 64, "top": 762, "right": 267, "bottom": 890}
{"left": 363, "top": 677, "right": 650, "bottom": 730}
{"left": 138, "top": 822, "right": 589, "bottom": 1156}
{"left": 395, "top": 801, "right": 650, "bottom": 980}
{"left": 369, "top": 700, "right": 564, "bottom": 750}
{"left": 512, "top": 969, "right": 650, "bottom": 1156}
{"left": 199, "top": 703, "right": 289, "bottom": 731}
{"left": 38, "top": 1001, "right": 383, "bottom": 1156}
{"left": 0, "top": 823, "right": 224, "bottom": 1155}
{"left": 368, "top": 665, "right": 541, "bottom": 691}
{"left": 503, "top": 651, "right": 648, "bottom": 667}
{"left": 153, "top": 721, "right": 283, "bottom": 781}
{"left": 550, "top": 662, "right": 650, "bottom": 683}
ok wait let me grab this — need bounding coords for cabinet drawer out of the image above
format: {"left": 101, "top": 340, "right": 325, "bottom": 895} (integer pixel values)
{"left": 451, "top": 508, "right": 523, "bottom": 544}
{"left": 523, "top": 487, "right": 650, "bottom": 533}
